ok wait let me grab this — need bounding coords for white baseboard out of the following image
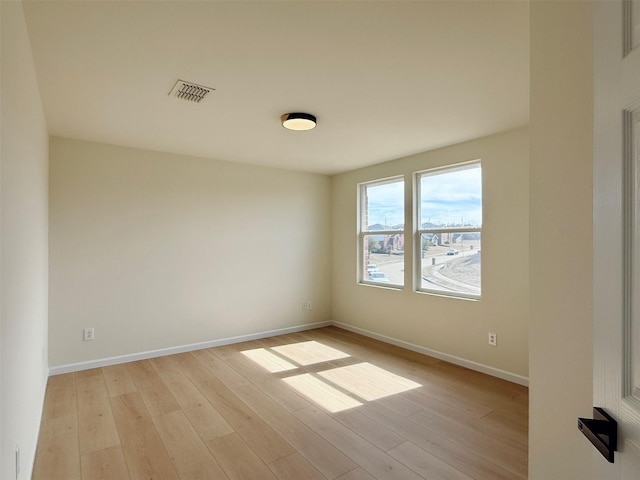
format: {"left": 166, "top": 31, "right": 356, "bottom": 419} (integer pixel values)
{"left": 48, "top": 319, "right": 528, "bottom": 387}
{"left": 331, "top": 321, "right": 529, "bottom": 387}
{"left": 48, "top": 321, "right": 331, "bottom": 376}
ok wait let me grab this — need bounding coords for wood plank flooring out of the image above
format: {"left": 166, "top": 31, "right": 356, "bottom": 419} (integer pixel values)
{"left": 33, "top": 326, "right": 528, "bottom": 480}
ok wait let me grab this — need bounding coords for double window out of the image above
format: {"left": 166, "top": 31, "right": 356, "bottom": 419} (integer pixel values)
{"left": 358, "top": 161, "right": 482, "bottom": 299}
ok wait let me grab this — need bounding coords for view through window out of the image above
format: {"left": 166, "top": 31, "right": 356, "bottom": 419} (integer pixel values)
{"left": 416, "top": 162, "right": 482, "bottom": 298}
{"left": 359, "top": 177, "right": 405, "bottom": 287}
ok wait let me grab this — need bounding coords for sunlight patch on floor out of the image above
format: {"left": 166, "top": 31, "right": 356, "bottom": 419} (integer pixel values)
{"left": 272, "top": 341, "right": 350, "bottom": 366}
{"left": 241, "top": 348, "right": 297, "bottom": 373}
{"left": 283, "top": 373, "right": 363, "bottom": 413}
{"left": 241, "top": 341, "right": 421, "bottom": 412}
{"left": 318, "top": 362, "right": 421, "bottom": 401}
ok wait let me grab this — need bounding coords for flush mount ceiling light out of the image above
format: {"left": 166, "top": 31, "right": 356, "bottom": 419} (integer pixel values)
{"left": 281, "top": 112, "right": 317, "bottom": 131}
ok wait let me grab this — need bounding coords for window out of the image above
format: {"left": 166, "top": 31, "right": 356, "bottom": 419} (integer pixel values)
{"left": 359, "top": 177, "right": 405, "bottom": 287}
{"left": 416, "top": 162, "right": 482, "bottom": 298}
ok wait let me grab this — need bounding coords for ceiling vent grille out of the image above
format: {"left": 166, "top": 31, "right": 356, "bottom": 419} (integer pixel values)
{"left": 168, "top": 79, "right": 214, "bottom": 103}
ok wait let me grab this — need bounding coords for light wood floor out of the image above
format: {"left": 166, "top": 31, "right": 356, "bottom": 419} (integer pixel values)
{"left": 33, "top": 326, "right": 528, "bottom": 480}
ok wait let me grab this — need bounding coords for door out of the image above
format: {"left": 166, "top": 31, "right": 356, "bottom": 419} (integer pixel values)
{"left": 593, "top": 0, "right": 640, "bottom": 476}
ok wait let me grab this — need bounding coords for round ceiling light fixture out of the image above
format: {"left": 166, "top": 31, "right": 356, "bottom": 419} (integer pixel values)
{"left": 281, "top": 112, "right": 317, "bottom": 131}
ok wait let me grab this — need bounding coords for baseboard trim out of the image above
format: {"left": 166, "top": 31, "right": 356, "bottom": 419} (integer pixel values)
{"left": 331, "top": 321, "right": 529, "bottom": 387}
{"left": 49, "top": 321, "right": 331, "bottom": 376}
{"left": 49, "top": 319, "right": 528, "bottom": 387}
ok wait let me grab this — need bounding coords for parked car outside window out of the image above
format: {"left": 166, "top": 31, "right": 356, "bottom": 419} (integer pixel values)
{"left": 369, "top": 271, "right": 390, "bottom": 283}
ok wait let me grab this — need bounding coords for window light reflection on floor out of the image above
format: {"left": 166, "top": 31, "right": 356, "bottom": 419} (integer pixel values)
{"left": 318, "top": 362, "right": 421, "bottom": 401}
{"left": 240, "top": 348, "right": 297, "bottom": 373}
{"left": 240, "top": 341, "right": 421, "bottom": 412}
{"left": 272, "top": 341, "right": 350, "bottom": 366}
{"left": 283, "top": 373, "right": 363, "bottom": 412}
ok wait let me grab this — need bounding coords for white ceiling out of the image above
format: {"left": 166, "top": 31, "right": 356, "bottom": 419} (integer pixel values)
{"left": 23, "top": 1, "right": 529, "bottom": 175}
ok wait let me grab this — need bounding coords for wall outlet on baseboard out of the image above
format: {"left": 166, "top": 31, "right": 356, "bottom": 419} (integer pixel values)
{"left": 83, "top": 328, "right": 95, "bottom": 341}
{"left": 488, "top": 332, "right": 497, "bottom": 346}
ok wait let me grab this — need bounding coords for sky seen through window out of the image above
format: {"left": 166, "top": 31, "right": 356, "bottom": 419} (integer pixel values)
{"left": 365, "top": 166, "right": 482, "bottom": 228}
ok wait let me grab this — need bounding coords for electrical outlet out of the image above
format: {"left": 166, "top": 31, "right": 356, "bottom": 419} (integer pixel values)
{"left": 83, "top": 328, "right": 95, "bottom": 341}
{"left": 488, "top": 332, "right": 497, "bottom": 346}
{"left": 302, "top": 301, "right": 312, "bottom": 310}
{"left": 15, "top": 444, "right": 20, "bottom": 479}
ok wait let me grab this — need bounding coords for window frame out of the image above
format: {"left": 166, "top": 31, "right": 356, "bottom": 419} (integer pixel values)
{"left": 414, "top": 161, "right": 482, "bottom": 300}
{"left": 357, "top": 176, "right": 405, "bottom": 289}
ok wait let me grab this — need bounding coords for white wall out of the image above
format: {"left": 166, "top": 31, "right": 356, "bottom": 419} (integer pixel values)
{"left": 529, "top": 1, "right": 594, "bottom": 478}
{"left": 331, "top": 128, "right": 529, "bottom": 380}
{"left": 0, "top": 2, "right": 50, "bottom": 480}
{"left": 49, "top": 137, "right": 331, "bottom": 368}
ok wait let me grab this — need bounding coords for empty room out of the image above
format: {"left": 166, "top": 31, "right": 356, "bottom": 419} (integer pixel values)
{"left": 3, "top": 1, "right": 637, "bottom": 479}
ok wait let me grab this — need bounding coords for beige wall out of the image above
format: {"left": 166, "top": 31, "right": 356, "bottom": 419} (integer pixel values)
{"left": 331, "top": 128, "right": 529, "bottom": 380}
{"left": 529, "top": 1, "right": 594, "bottom": 478}
{"left": 1, "top": 2, "right": 50, "bottom": 479}
{"left": 49, "top": 137, "right": 331, "bottom": 367}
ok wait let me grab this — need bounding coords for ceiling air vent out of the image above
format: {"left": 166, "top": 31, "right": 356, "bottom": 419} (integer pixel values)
{"left": 168, "top": 79, "right": 214, "bottom": 103}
